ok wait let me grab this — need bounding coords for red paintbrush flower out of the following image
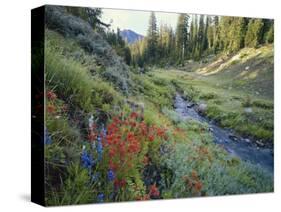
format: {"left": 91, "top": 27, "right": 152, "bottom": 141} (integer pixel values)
{"left": 143, "top": 156, "right": 149, "bottom": 165}
{"left": 47, "top": 104, "right": 56, "bottom": 114}
{"left": 46, "top": 90, "right": 57, "bottom": 100}
{"left": 130, "top": 112, "right": 138, "bottom": 119}
{"left": 194, "top": 181, "right": 203, "bottom": 192}
{"left": 148, "top": 134, "right": 154, "bottom": 142}
{"left": 88, "top": 132, "right": 96, "bottom": 142}
{"left": 149, "top": 183, "right": 160, "bottom": 197}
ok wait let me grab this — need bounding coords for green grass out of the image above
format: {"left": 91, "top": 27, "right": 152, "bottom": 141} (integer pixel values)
{"left": 45, "top": 45, "right": 123, "bottom": 115}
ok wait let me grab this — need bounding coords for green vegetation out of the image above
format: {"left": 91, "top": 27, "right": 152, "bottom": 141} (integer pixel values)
{"left": 160, "top": 117, "right": 272, "bottom": 198}
{"left": 149, "top": 45, "right": 273, "bottom": 143}
{"left": 130, "top": 13, "right": 274, "bottom": 66}
{"left": 41, "top": 6, "right": 273, "bottom": 206}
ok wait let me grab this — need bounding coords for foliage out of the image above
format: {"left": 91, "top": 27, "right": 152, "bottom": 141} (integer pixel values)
{"left": 160, "top": 119, "right": 273, "bottom": 198}
{"left": 245, "top": 19, "right": 264, "bottom": 48}
{"left": 45, "top": 6, "right": 131, "bottom": 93}
{"left": 175, "top": 14, "right": 190, "bottom": 63}
{"left": 146, "top": 12, "right": 158, "bottom": 63}
{"left": 131, "top": 13, "right": 273, "bottom": 65}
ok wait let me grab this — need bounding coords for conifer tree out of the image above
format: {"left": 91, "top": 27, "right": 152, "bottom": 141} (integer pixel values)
{"left": 175, "top": 14, "right": 190, "bottom": 63}
{"left": 245, "top": 19, "right": 264, "bottom": 48}
{"left": 146, "top": 12, "right": 158, "bottom": 63}
{"left": 229, "top": 17, "right": 247, "bottom": 52}
{"left": 196, "top": 15, "right": 205, "bottom": 58}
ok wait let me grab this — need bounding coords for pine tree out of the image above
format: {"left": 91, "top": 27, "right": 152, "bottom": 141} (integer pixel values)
{"left": 196, "top": 15, "right": 205, "bottom": 59}
{"left": 203, "top": 16, "right": 210, "bottom": 51}
{"left": 146, "top": 12, "right": 158, "bottom": 63}
{"left": 229, "top": 17, "right": 247, "bottom": 52}
{"left": 218, "top": 17, "right": 233, "bottom": 51}
{"left": 175, "top": 14, "right": 190, "bottom": 63}
{"left": 266, "top": 23, "right": 274, "bottom": 43}
{"left": 213, "top": 16, "right": 220, "bottom": 53}
{"left": 262, "top": 19, "right": 274, "bottom": 44}
{"left": 245, "top": 19, "right": 264, "bottom": 48}
{"left": 190, "top": 15, "right": 199, "bottom": 59}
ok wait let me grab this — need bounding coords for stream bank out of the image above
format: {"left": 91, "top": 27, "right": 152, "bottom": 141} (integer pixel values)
{"left": 174, "top": 93, "right": 274, "bottom": 173}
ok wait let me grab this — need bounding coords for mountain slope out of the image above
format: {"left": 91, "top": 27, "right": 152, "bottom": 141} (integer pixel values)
{"left": 45, "top": 6, "right": 131, "bottom": 93}
{"left": 120, "top": 29, "right": 144, "bottom": 44}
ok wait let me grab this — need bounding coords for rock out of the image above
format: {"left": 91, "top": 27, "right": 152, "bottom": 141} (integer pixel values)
{"left": 198, "top": 103, "right": 207, "bottom": 114}
{"left": 256, "top": 140, "right": 265, "bottom": 147}
{"left": 245, "top": 66, "right": 250, "bottom": 70}
{"left": 244, "top": 107, "right": 253, "bottom": 113}
{"left": 244, "top": 138, "right": 250, "bottom": 143}
{"left": 187, "top": 102, "right": 195, "bottom": 108}
{"left": 229, "top": 134, "right": 238, "bottom": 141}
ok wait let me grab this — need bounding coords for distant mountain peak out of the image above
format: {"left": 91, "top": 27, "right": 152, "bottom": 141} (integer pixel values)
{"left": 120, "top": 29, "right": 144, "bottom": 44}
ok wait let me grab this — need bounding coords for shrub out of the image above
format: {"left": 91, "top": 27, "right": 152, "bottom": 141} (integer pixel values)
{"left": 241, "top": 95, "right": 252, "bottom": 107}
{"left": 252, "top": 100, "right": 273, "bottom": 109}
{"left": 161, "top": 107, "right": 182, "bottom": 124}
{"left": 45, "top": 6, "right": 131, "bottom": 93}
{"left": 199, "top": 92, "right": 218, "bottom": 100}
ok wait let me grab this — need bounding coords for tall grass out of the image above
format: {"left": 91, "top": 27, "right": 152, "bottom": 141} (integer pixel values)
{"left": 45, "top": 46, "right": 123, "bottom": 113}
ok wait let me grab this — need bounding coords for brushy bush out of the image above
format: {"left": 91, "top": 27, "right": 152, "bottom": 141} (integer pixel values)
{"left": 199, "top": 92, "right": 218, "bottom": 100}
{"left": 252, "top": 99, "right": 274, "bottom": 109}
{"left": 161, "top": 107, "right": 182, "bottom": 124}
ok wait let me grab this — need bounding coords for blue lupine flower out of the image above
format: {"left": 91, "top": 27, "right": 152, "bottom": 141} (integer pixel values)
{"left": 109, "top": 192, "right": 115, "bottom": 200}
{"left": 91, "top": 142, "right": 96, "bottom": 150}
{"left": 97, "top": 135, "right": 102, "bottom": 142}
{"left": 107, "top": 169, "right": 115, "bottom": 181}
{"left": 81, "top": 149, "right": 94, "bottom": 169}
{"left": 102, "top": 126, "right": 107, "bottom": 137}
{"left": 44, "top": 128, "right": 52, "bottom": 145}
{"left": 91, "top": 172, "right": 100, "bottom": 183}
{"left": 97, "top": 193, "right": 104, "bottom": 203}
{"left": 97, "top": 142, "right": 103, "bottom": 154}
{"left": 96, "top": 135, "right": 103, "bottom": 161}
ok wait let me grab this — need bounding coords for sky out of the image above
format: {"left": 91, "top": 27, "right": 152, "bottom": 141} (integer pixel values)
{"left": 101, "top": 8, "right": 179, "bottom": 36}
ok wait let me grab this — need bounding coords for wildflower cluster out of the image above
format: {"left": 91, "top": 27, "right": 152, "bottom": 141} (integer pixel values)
{"left": 135, "top": 183, "right": 160, "bottom": 200}
{"left": 79, "top": 112, "right": 168, "bottom": 202}
{"left": 103, "top": 112, "right": 166, "bottom": 178}
{"left": 46, "top": 90, "right": 57, "bottom": 114}
{"left": 182, "top": 170, "right": 203, "bottom": 196}
{"left": 46, "top": 90, "right": 68, "bottom": 116}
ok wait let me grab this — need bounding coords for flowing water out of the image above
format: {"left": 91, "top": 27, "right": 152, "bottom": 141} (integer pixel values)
{"left": 174, "top": 93, "right": 274, "bottom": 173}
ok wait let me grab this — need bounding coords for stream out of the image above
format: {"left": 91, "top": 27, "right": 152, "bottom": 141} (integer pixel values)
{"left": 174, "top": 93, "right": 274, "bottom": 173}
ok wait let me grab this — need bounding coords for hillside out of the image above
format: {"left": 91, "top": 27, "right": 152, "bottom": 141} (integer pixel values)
{"left": 187, "top": 45, "right": 274, "bottom": 98}
{"left": 45, "top": 6, "right": 132, "bottom": 93}
{"left": 42, "top": 6, "right": 274, "bottom": 206}
{"left": 120, "top": 29, "right": 144, "bottom": 44}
